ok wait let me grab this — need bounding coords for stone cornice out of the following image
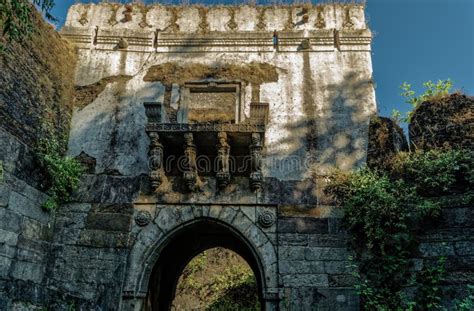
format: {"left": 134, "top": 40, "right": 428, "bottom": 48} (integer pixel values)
{"left": 60, "top": 28, "right": 372, "bottom": 53}
{"left": 145, "top": 123, "right": 266, "bottom": 133}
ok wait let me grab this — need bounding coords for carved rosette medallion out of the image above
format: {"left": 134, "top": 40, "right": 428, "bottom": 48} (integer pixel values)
{"left": 148, "top": 132, "right": 167, "bottom": 191}
{"left": 216, "top": 132, "right": 231, "bottom": 189}
{"left": 183, "top": 133, "right": 201, "bottom": 192}
{"left": 258, "top": 211, "right": 275, "bottom": 228}
{"left": 249, "top": 133, "right": 263, "bottom": 191}
{"left": 135, "top": 210, "right": 152, "bottom": 226}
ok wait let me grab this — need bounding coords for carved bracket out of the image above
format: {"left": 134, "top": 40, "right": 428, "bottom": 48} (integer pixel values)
{"left": 183, "top": 133, "right": 201, "bottom": 192}
{"left": 216, "top": 132, "right": 231, "bottom": 189}
{"left": 249, "top": 133, "right": 263, "bottom": 191}
{"left": 148, "top": 132, "right": 167, "bottom": 191}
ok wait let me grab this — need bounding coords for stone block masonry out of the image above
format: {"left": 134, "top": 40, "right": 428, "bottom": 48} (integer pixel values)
{"left": 278, "top": 216, "right": 359, "bottom": 310}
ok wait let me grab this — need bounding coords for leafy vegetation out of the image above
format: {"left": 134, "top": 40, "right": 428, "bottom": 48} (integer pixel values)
{"left": 37, "top": 136, "right": 83, "bottom": 211}
{"left": 454, "top": 285, "right": 474, "bottom": 311}
{"left": 0, "top": 0, "right": 56, "bottom": 52}
{"left": 392, "top": 79, "right": 453, "bottom": 124}
{"left": 391, "top": 149, "right": 473, "bottom": 196}
{"left": 173, "top": 248, "right": 259, "bottom": 310}
{"left": 325, "top": 147, "right": 473, "bottom": 310}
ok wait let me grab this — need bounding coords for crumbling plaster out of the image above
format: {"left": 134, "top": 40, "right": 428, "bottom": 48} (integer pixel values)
{"left": 64, "top": 3, "right": 376, "bottom": 180}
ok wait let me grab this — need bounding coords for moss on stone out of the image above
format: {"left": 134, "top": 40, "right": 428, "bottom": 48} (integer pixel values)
{"left": 143, "top": 62, "right": 280, "bottom": 86}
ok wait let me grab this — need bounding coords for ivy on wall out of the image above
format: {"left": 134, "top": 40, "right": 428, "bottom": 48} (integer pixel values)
{"left": 37, "top": 135, "right": 83, "bottom": 211}
{"left": 325, "top": 148, "right": 473, "bottom": 310}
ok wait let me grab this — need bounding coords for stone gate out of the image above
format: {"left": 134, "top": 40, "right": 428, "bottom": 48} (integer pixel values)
{"left": 2, "top": 2, "right": 377, "bottom": 310}
{"left": 64, "top": 3, "right": 376, "bottom": 310}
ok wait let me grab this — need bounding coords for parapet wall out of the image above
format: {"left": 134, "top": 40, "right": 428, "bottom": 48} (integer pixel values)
{"left": 65, "top": 3, "right": 367, "bottom": 33}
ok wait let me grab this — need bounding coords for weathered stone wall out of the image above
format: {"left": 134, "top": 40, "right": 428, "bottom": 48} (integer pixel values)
{"left": 277, "top": 216, "right": 358, "bottom": 310}
{"left": 0, "top": 10, "right": 76, "bottom": 148}
{"left": 62, "top": 3, "right": 377, "bottom": 180}
{"left": 0, "top": 8, "right": 76, "bottom": 310}
{"left": 416, "top": 194, "right": 474, "bottom": 308}
{"left": 0, "top": 130, "right": 53, "bottom": 310}
{"left": 46, "top": 202, "right": 133, "bottom": 309}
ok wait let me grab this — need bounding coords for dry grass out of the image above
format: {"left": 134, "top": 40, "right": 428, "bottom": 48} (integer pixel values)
{"left": 143, "top": 62, "right": 279, "bottom": 86}
{"left": 96, "top": 0, "right": 364, "bottom": 9}
{"left": 73, "top": 75, "right": 132, "bottom": 109}
{"left": 0, "top": 8, "right": 77, "bottom": 147}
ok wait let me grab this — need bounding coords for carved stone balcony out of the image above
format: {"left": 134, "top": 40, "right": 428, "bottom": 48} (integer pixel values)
{"left": 145, "top": 103, "right": 265, "bottom": 193}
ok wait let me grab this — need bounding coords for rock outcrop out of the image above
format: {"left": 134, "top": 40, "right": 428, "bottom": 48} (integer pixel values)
{"left": 409, "top": 93, "right": 473, "bottom": 150}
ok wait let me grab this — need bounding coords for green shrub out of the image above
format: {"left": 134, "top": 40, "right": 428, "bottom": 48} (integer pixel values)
{"left": 174, "top": 248, "right": 259, "bottom": 310}
{"left": 390, "top": 149, "right": 473, "bottom": 196}
{"left": 1, "top": 0, "right": 55, "bottom": 42}
{"left": 454, "top": 285, "right": 474, "bottom": 311}
{"left": 37, "top": 137, "right": 83, "bottom": 211}
{"left": 325, "top": 147, "right": 474, "bottom": 309}
{"left": 326, "top": 168, "right": 440, "bottom": 309}
{"left": 392, "top": 79, "right": 453, "bottom": 124}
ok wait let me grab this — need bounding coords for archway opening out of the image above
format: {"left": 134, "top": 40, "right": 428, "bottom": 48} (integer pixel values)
{"left": 146, "top": 219, "right": 265, "bottom": 311}
{"left": 172, "top": 247, "right": 260, "bottom": 310}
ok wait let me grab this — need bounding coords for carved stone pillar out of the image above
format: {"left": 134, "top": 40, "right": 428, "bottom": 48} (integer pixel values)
{"left": 216, "top": 132, "right": 231, "bottom": 189}
{"left": 148, "top": 132, "right": 167, "bottom": 191}
{"left": 249, "top": 133, "right": 263, "bottom": 191}
{"left": 183, "top": 133, "right": 201, "bottom": 191}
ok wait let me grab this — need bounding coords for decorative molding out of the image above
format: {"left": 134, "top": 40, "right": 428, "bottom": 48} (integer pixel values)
{"left": 315, "top": 6, "right": 326, "bottom": 29}
{"left": 135, "top": 210, "right": 152, "bottom": 226}
{"left": 256, "top": 7, "right": 267, "bottom": 31}
{"left": 249, "top": 133, "right": 263, "bottom": 191}
{"left": 342, "top": 7, "right": 354, "bottom": 29}
{"left": 284, "top": 7, "right": 295, "bottom": 31}
{"left": 198, "top": 7, "right": 209, "bottom": 34}
{"left": 144, "top": 102, "right": 164, "bottom": 123}
{"left": 78, "top": 5, "right": 89, "bottom": 26}
{"left": 108, "top": 4, "right": 119, "bottom": 26}
{"left": 146, "top": 123, "right": 265, "bottom": 133}
{"left": 139, "top": 6, "right": 151, "bottom": 28}
{"left": 60, "top": 30, "right": 371, "bottom": 52}
{"left": 227, "top": 8, "right": 238, "bottom": 31}
{"left": 249, "top": 102, "right": 269, "bottom": 125}
{"left": 122, "top": 5, "right": 133, "bottom": 23}
{"left": 167, "top": 7, "right": 180, "bottom": 33}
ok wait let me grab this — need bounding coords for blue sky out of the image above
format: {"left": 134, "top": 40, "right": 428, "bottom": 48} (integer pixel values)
{"left": 51, "top": 0, "right": 474, "bottom": 132}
